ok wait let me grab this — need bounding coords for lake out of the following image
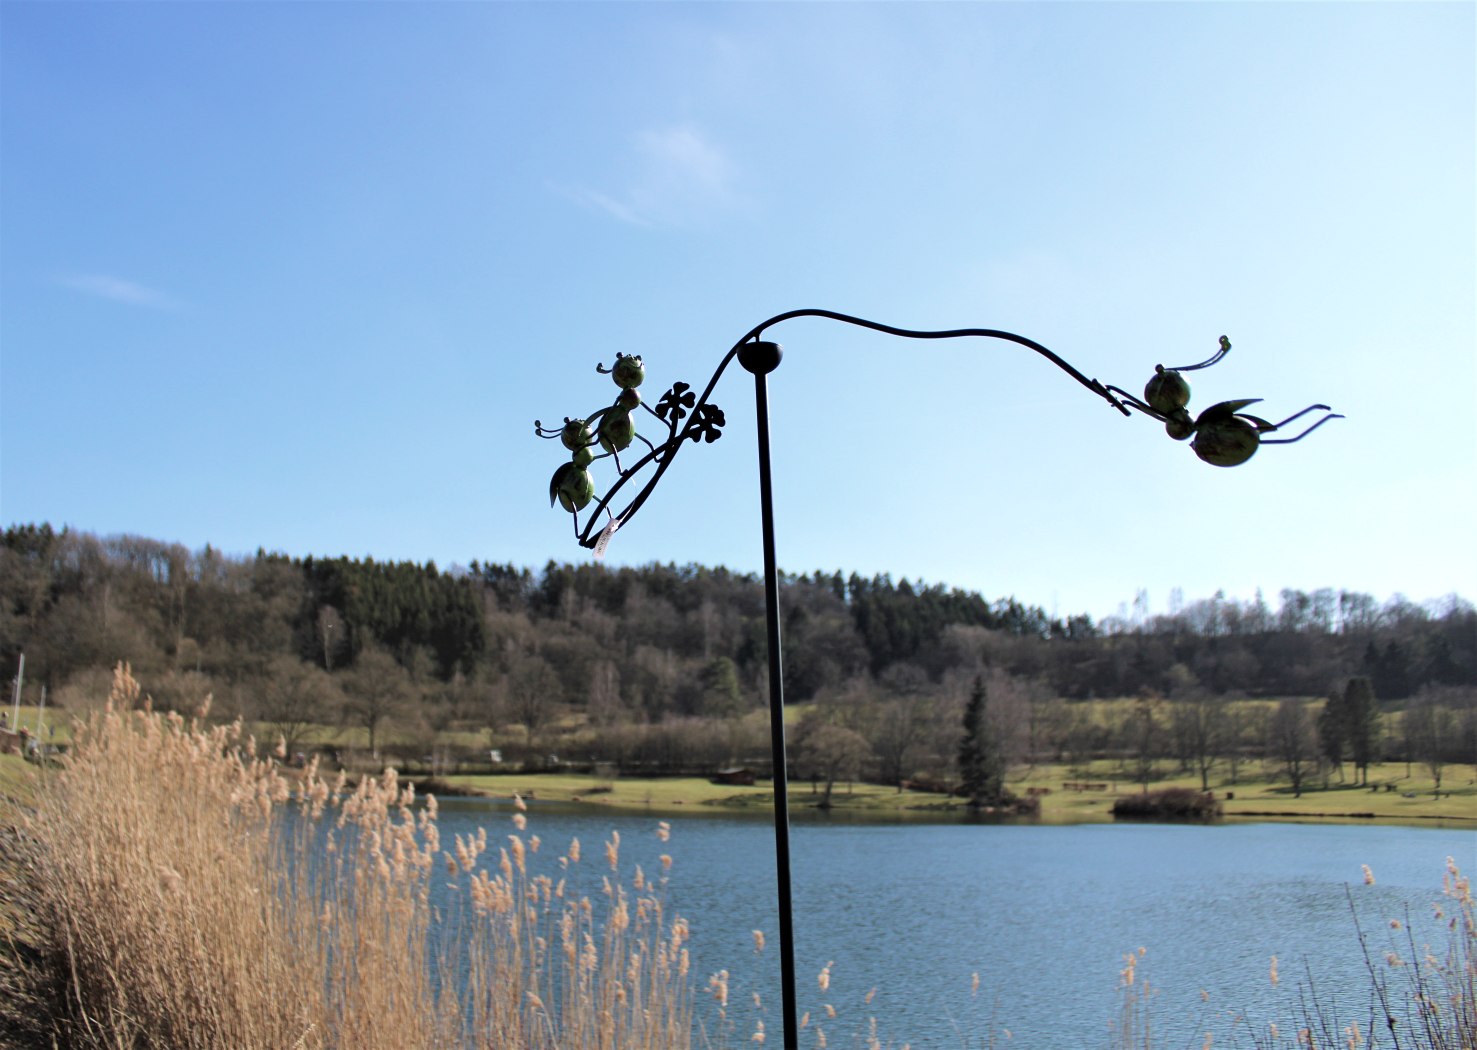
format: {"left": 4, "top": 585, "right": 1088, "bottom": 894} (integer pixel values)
{"left": 429, "top": 800, "right": 1475, "bottom": 1047}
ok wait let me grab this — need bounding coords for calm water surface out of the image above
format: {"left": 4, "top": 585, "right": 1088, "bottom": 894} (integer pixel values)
{"left": 430, "top": 800, "right": 1475, "bottom": 1048}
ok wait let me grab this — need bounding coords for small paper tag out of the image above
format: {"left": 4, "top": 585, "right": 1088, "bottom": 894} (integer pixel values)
{"left": 593, "top": 517, "right": 623, "bottom": 560}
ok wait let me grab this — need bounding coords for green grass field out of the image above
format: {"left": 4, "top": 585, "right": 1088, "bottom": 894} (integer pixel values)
{"left": 438, "top": 761, "right": 1477, "bottom": 825}
{"left": 441, "top": 772, "right": 936, "bottom": 814}
{"left": 4, "top": 741, "right": 1472, "bottom": 825}
{"left": 1011, "top": 760, "right": 1477, "bottom": 824}
{"left": 0, "top": 752, "right": 38, "bottom": 808}
{"left": 6, "top": 700, "right": 1472, "bottom": 826}
{"left": 2, "top": 705, "right": 69, "bottom": 741}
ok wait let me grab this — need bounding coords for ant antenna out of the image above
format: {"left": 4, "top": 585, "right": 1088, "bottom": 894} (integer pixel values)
{"left": 1165, "top": 335, "right": 1232, "bottom": 373}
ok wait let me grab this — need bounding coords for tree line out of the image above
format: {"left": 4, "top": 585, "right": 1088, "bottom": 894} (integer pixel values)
{"left": 2, "top": 524, "right": 1472, "bottom": 787}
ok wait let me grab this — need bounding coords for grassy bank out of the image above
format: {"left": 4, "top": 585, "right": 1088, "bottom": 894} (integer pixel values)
{"left": 18, "top": 695, "right": 1470, "bottom": 826}
{"left": 8, "top": 741, "right": 1472, "bottom": 826}
{"left": 437, "top": 761, "right": 1477, "bottom": 825}
{"left": 0, "top": 753, "right": 39, "bottom": 808}
{"left": 440, "top": 772, "right": 925, "bottom": 814}
{"left": 1014, "top": 761, "right": 1477, "bottom": 825}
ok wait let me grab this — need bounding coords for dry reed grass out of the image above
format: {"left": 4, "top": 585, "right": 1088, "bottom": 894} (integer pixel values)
{"left": 1107, "top": 863, "right": 1475, "bottom": 1050}
{"left": 26, "top": 664, "right": 696, "bottom": 1050}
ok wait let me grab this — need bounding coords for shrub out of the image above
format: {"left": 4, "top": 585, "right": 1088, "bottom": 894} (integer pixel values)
{"left": 1111, "top": 787, "right": 1223, "bottom": 821}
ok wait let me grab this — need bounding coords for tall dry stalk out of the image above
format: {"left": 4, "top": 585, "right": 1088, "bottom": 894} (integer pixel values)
{"left": 26, "top": 663, "right": 697, "bottom": 1050}
{"left": 1110, "top": 864, "right": 1475, "bottom": 1050}
{"left": 1110, "top": 947, "right": 1159, "bottom": 1050}
{"left": 1346, "top": 859, "right": 1476, "bottom": 1050}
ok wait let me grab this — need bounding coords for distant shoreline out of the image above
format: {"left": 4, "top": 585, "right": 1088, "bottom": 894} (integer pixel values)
{"left": 416, "top": 770, "right": 1477, "bottom": 830}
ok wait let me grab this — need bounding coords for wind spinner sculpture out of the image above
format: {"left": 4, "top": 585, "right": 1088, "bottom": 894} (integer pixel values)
{"left": 533, "top": 307, "right": 1339, "bottom": 1050}
{"left": 536, "top": 309, "right": 1341, "bottom": 551}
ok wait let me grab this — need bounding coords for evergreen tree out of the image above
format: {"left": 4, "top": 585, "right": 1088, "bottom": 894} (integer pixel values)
{"left": 698, "top": 656, "right": 743, "bottom": 718}
{"left": 1316, "top": 691, "right": 1348, "bottom": 782}
{"left": 1342, "top": 676, "right": 1381, "bottom": 786}
{"left": 1371, "top": 640, "right": 1414, "bottom": 699}
{"left": 958, "top": 676, "right": 1005, "bottom": 809}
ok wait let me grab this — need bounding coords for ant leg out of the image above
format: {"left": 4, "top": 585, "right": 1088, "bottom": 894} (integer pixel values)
{"left": 1261, "top": 412, "right": 1344, "bottom": 444}
{"left": 1268, "top": 404, "right": 1333, "bottom": 431}
{"left": 1103, "top": 386, "right": 1170, "bottom": 422}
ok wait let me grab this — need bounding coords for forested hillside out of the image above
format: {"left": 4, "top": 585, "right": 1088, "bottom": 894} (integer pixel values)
{"left": 3, "top": 523, "right": 1473, "bottom": 780}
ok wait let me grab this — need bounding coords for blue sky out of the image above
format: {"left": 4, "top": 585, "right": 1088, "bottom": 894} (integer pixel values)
{"left": 2, "top": 2, "right": 1472, "bottom": 623}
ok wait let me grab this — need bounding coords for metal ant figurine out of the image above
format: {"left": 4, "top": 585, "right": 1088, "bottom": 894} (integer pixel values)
{"left": 534, "top": 351, "right": 725, "bottom": 542}
{"left": 1105, "top": 336, "right": 1343, "bottom": 466}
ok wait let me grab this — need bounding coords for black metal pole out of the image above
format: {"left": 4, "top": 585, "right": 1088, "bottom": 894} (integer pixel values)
{"left": 738, "top": 340, "right": 798, "bottom": 1050}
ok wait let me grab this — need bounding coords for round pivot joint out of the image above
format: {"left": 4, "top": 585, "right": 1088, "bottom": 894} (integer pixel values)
{"left": 738, "top": 340, "right": 783, "bottom": 376}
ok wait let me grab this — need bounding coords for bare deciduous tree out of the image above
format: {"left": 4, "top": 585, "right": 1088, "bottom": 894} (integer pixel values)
{"left": 1269, "top": 698, "right": 1314, "bottom": 798}
{"left": 1121, "top": 698, "right": 1165, "bottom": 792}
{"left": 254, "top": 658, "right": 336, "bottom": 760}
{"left": 792, "top": 717, "right": 871, "bottom": 809}
{"left": 1171, "top": 695, "right": 1230, "bottom": 791}
{"left": 587, "top": 659, "right": 624, "bottom": 727}
{"left": 507, "top": 652, "right": 561, "bottom": 740}
{"left": 1404, "top": 689, "right": 1458, "bottom": 796}
{"left": 870, "top": 697, "right": 928, "bottom": 791}
{"left": 341, "top": 647, "right": 413, "bottom": 762}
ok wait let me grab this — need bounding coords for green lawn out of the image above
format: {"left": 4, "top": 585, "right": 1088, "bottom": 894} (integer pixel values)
{"left": 0, "top": 752, "right": 38, "bottom": 808}
{"left": 2, "top": 705, "right": 70, "bottom": 743}
{"left": 6, "top": 741, "right": 1471, "bottom": 825}
{"left": 440, "top": 761, "right": 1477, "bottom": 826}
{"left": 442, "top": 772, "right": 949, "bottom": 814}
{"left": 9, "top": 700, "right": 1471, "bottom": 826}
{"left": 1011, "top": 760, "right": 1477, "bottom": 825}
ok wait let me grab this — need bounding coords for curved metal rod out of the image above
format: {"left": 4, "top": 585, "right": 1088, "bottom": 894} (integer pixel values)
{"left": 573, "top": 309, "right": 1131, "bottom": 548}
{"left": 747, "top": 308, "right": 1129, "bottom": 411}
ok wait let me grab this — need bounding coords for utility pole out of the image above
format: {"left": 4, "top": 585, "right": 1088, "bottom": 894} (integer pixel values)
{"left": 10, "top": 652, "right": 23, "bottom": 731}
